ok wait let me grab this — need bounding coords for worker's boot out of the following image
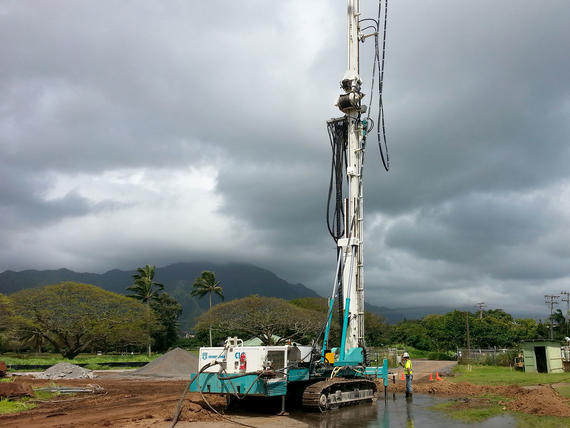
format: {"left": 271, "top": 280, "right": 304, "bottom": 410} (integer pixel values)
{"left": 405, "top": 391, "right": 410, "bottom": 398}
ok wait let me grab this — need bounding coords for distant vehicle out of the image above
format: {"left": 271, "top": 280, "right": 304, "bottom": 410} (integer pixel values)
{"left": 514, "top": 353, "right": 524, "bottom": 370}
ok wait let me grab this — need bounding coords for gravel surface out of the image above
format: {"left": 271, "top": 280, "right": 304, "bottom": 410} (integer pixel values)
{"left": 35, "top": 362, "right": 96, "bottom": 380}
{"left": 129, "top": 347, "right": 198, "bottom": 379}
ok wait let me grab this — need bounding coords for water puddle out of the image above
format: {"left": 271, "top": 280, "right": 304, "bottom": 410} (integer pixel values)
{"left": 288, "top": 393, "right": 516, "bottom": 428}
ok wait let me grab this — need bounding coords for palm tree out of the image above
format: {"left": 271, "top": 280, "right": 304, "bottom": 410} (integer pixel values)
{"left": 191, "top": 271, "right": 224, "bottom": 346}
{"left": 127, "top": 264, "right": 164, "bottom": 356}
{"left": 19, "top": 327, "right": 45, "bottom": 354}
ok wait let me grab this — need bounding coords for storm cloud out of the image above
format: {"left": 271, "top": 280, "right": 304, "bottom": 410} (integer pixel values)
{"left": 1, "top": 0, "right": 569, "bottom": 318}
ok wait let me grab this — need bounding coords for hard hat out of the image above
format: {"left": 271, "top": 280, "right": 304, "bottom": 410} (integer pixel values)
{"left": 403, "top": 352, "right": 409, "bottom": 358}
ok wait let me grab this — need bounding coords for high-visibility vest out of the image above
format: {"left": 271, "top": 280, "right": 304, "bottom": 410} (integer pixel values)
{"left": 404, "top": 359, "right": 413, "bottom": 375}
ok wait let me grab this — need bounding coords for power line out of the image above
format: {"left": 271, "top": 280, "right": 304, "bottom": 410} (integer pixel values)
{"left": 544, "top": 295, "right": 560, "bottom": 340}
{"left": 561, "top": 291, "right": 569, "bottom": 338}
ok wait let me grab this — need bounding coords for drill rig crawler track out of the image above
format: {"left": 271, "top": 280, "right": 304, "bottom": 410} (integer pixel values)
{"left": 302, "top": 378, "right": 377, "bottom": 411}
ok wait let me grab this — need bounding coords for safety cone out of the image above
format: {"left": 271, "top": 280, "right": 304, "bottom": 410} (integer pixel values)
{"left": 436, "top": 372, "right": 442, "bottom": 381}
{"left": 429, "top": 373, "right": 433, "bottom": 381}
{"left": 401, "top": 372, "right": 405, "bottom": 381}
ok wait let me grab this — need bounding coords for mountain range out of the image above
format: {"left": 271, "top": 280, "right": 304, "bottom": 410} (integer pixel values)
{"left": 0, "top": 262, "right": 320, "bottom": 329}
{"left": 0, "top": 262, "right": 535, "bottom": 326}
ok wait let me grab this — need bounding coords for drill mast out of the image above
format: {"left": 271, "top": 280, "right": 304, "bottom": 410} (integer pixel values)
{"left": 338, "top": 0, "right": 365, "bottom": 355}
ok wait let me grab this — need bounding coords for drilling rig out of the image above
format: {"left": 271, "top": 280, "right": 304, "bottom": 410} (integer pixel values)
{"left": 190, "top": 0, "right": 390, "bottom": 412}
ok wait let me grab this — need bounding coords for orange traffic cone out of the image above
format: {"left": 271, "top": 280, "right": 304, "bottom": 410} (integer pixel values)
{"left": 401, "top": 372, "right": 405, "bottom": 381}
{"left": 429, "top": 373, "right": 433, "bottom": 381}
{"left": 436, "top": 372, "right": 442, "bottom": 381}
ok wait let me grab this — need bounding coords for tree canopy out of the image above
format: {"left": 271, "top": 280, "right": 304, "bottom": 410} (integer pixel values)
{"left": 127, "top": 264, "right": 165, "bottom": 356}
{"left": 195, "top": 295, "right": 325, "bottom": 345}
{"left": 11, "top": 282, "right": 149, "bottom": 359}
{"left": 150, "top": 292, "right": 182, "bottom": 352}
{"left": 127, "top": 264, "right": 164, "bottom": 303}
{"left": 0, "top": 293, "right": 13, "bottom": 332}
{"left": 190, "top": 271, "right": 224, "bottom": 301}
{"left": 389, "top": 309, "right": 540, "bottom": 351}
{"left": 191, "top": 271, "right": 223, "bottom": 346}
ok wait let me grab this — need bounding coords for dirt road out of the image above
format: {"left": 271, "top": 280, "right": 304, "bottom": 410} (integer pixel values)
{"left": 394, "top": 359, "right": 456, "bottom": 380}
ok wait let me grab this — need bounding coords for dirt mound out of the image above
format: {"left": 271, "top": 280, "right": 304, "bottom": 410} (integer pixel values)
{"left": 131, "top": 347, "right": 198, "bottom": 379}
{"left": 0, "top": 382, "right": 33, "bottom": 398}
{"left": 507, "top": 384, "right": 570, "bottom": 417}
{"left": 36, "top": 362, "right": 96, "bottom": 379}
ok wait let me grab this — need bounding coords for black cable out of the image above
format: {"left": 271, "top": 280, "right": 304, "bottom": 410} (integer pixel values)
{"left": 360, "top": 25, "right": 378, "bottom": 33}
{"left": 170, "top": 362, "right": 213, "bottom": 428}
{"left": 359, "top": 18, "right": 379, "bottom": 26}
{"left": 326, "top": 119, "right": 348, "bottom": 242}
{"left": 366, "top": 0, "right": 390, "bottom": 171}
{"left": 377, "top": 0, "right": 390, "bottom": 171}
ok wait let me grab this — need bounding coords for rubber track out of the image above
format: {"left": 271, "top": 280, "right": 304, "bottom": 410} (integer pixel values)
{"left": 302, "top": 378, "right": 377, "bottom": 411}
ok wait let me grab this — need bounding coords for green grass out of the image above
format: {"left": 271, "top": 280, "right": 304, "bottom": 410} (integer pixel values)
{"left": 514, "top": 414, "right": 570, "bottom": 428}
{"left": 554, "top": 384, "right": 570, "bottom": 399}
{"left": 452, "top": 365, "right": 570, "bottom": 386}
{"left": 0, "top": 398, "right": 36, "bottom": 415}
{"left": 430, "top": 395, "right": 506, "bottom": 423}
{"left": 1, "top": 353, "right": 160, "bottom": 371}
{"left": 32, "top": 389, "right": 59, "bottom": 400}
{"left": 0, "top": 389, "right": 59, "bottom": 415}
{"left": 1, "top": 353, "right": 158, "bottom": 365}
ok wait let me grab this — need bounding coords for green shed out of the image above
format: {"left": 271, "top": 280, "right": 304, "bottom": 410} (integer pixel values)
{"left": 521, "top": 341, "right": 564, "bottom": 373}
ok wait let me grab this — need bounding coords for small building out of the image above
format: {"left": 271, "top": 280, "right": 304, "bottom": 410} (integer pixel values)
{"left": 242, "top": 335, "right": 283, "bottom": 346}
{"left": 521, "top": 341, "right": 564, "bottom": 373}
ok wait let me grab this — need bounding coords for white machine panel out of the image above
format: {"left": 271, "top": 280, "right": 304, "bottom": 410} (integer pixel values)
{"left": 198, "top": 337, "right": 309, "bottom": 374}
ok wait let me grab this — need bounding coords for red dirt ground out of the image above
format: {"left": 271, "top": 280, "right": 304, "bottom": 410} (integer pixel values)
{"left": 0, "top": 378, "right": 226, "bottom": 427}
{"left": 1, "top": 362, "right": 569, "bottom": 427}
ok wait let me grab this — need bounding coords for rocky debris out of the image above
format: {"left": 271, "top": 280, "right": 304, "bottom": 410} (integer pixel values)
{"left": 130, "top": 347, "right": 198, "bottom": 379}
{"left": 36, "top": 362, "right": 96, "bottom": 379}
{"left": 0, "top": 382, "right": 34, "bottom": 399}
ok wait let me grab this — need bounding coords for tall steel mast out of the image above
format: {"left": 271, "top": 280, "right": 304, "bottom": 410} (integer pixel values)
{"left": 337, "top": 0, "right": 365, "bottom": 357}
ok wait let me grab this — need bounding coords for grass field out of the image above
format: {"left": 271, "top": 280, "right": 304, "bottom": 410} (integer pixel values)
{"left": 452, "top": 364, "right": 570, "bottom": 385}
{"left": 0, "top": 353, "right": 159, "bottom": 368}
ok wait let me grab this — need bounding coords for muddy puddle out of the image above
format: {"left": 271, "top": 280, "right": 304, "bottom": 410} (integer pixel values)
{"left": 287, "top": 393, "right": 516, "bottom": 428}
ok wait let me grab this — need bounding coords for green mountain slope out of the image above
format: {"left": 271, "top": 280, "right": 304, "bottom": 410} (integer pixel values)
{"left": 0, "top": 262, "right": 319, "bottom": 330}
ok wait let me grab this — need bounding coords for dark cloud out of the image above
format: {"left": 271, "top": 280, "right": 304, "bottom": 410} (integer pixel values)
{"left": 1, "top": 0, "right": 569, "bottom": 317}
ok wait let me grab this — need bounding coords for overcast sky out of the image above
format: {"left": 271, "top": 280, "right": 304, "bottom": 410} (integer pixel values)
{"left": 1, "top": 0, "right": 570, "bottom": 317}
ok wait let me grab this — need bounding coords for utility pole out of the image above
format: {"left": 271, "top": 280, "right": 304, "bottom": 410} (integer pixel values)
{"left": 337, "top": 0, "right": 366, "bottom": 358}
{"left": 465, "top": 312, "right": 471, "bottom": 369}
{"left": 561, "top": 291, "right": 569, "bottom": 337}
{"left": 476, "top": 302, "right": 486, "bottom": 319}
{"left": 544, "top": 295, "right": 560, "bottom": 340}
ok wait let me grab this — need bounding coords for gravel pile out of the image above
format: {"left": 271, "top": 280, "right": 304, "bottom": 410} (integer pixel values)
{"left": 130, "top": 347, "right": 198, "bottom": 379}
{"left": 36, "top": 362, "right": 96, "bottom": 379}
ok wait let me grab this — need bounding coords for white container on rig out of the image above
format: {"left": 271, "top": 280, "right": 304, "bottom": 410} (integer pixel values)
{"left": 198, "top": 337, "right": 311, "bottom": 375}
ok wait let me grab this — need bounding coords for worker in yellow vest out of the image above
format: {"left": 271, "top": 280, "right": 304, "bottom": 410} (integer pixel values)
{"left": 400, "top": 351, "right": 413, "bottom": 397}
